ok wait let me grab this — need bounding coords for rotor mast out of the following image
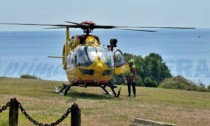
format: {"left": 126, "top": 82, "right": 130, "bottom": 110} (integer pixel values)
{"left": 83, "top": 27, "right": 92, "bottom": 35}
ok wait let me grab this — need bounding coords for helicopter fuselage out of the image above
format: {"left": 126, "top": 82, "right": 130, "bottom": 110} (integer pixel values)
{"left": 66, "top": 44, "right": 113, "bottom": 86}
{"left": 63, "top": 34, "right": 130, "bottom": 87}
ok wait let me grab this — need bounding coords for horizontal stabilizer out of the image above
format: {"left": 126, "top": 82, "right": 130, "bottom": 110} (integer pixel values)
{"left": 48, "top": 56, "right": 65, "bottom": 58}
{"left": 53, "top": 86, "right": 59, "bottom": 93}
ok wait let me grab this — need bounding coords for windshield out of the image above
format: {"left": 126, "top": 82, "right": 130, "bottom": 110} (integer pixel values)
{"left": 77, "top": 46, "right": 95, "bottom": 66}
{"left": 77, "top": 46, "right": 113, "bottom": 68}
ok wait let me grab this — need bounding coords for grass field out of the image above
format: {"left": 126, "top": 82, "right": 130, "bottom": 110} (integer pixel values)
{"left": 1, "top": 77, "right": 210, "bottom": 126}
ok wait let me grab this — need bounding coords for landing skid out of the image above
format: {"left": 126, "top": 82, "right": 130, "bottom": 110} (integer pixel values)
{"left": 54, "top": 83, "right": 72, "bottom": 96}
{"left": 100, "top": 84, "right": 121, "bottom": 97}
{"left": 53, "top": 83, "right": 121, "bottom": 97}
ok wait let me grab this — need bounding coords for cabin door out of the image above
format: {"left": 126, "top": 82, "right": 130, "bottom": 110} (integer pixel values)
{"left": 113, "top": 50, "right": 130, "bottom": 74}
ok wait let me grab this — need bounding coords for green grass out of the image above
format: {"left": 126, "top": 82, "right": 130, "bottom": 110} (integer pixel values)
{"left": 1, "top": 77, "right": 210, "bottom": 126}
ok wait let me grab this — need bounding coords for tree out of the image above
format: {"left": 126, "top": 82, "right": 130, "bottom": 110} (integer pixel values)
{"left": 123, "top": 52, "right": 171, "bottom": 87}
{"left": 208, "top": 84, "right": 210, "bottom": 90}
{"left": 142, "top": 53, "right": 171, "bottom": 87}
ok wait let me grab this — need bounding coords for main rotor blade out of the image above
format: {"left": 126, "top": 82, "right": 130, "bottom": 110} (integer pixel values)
{"left": 0, "top": 23, "right": 81, "bottom": 28}
{"left": 0, "top": 22, "right": 195, "bottom": 30}
{"left": 0, "top": 23, "right": 57, "bottom": 26}
{"left": 93, "top": 25, "right": 195, "bottom": 29}
{"left": 88, "top": 24, "right": 195, "bottom": 30}
{"left": 64, "top": 21, "right": 82, "bottom": 25}
{"left": 123, "top": 26, "right": 196, "bottom": 29}
{"left": 119, "top": 29, "right": 157, "bottom": 32}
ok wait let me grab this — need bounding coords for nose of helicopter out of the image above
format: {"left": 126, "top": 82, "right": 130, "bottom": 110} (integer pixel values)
{"left": 96, "top": 62, "right": 103, "bottom": 71}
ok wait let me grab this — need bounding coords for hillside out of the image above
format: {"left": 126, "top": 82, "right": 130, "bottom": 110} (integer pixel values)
{"left": 1, "top": 77, "right": 210, "bottom": 126}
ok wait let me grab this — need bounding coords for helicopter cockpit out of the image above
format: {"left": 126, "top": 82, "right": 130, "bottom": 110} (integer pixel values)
{"left": 77, "top": 46, "right": 113, "bottom": 68}
{"left": 67, "top": 45, "right": 114, "bottom": 70}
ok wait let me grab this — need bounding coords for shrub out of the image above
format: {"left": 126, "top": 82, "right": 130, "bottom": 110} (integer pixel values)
{"left": 159, "top": 75, "right": 209, "bottom": 92}
{"left": 20, "top": 74, "right": 40, "bottom": 80}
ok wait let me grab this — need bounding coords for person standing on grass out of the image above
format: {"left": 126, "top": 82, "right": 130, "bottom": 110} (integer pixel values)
{"left": 126, "top": 59, "right": 136, "bottom": 97}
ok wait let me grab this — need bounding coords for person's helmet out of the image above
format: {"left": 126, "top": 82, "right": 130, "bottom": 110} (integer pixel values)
{"left": 128, "top": 59, "right": 134, "bottom": 64}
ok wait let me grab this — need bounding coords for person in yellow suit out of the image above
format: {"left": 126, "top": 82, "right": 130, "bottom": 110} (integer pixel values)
{"left": 126, "top": 59, "right": 136, "bottom": 97}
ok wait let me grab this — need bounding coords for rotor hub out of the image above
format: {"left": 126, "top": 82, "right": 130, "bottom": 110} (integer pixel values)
{"left": 80, "top": 21, "right": 96, "bottom": 34}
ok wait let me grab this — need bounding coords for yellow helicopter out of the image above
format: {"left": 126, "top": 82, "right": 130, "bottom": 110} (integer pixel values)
{"left": 54, "top": 21, "right": 132, "bottom": 97}
{"left": 0, "top": 21, "right": 195, "bottom": 97}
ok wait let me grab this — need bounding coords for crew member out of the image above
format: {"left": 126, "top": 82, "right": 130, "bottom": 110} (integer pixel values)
{"left": 126, "top": 59, "right": 136, "bottom": 97}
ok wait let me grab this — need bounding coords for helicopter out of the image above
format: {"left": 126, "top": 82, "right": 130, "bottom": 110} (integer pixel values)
{"left": 0, "top": 21, "right": 195, "bottom": 97}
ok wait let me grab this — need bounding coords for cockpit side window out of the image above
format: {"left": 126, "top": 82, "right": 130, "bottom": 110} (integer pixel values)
{"left": 67, "top": 50, "right": 77, "bottom": 70}
{"left": 114, "top": 50, "right": 126, "bottom": 67}
{"left": 96, "top": 47, "right": 113, "bottom": 68}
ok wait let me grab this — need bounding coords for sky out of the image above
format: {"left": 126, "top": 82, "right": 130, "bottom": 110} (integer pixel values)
{"left": 0, "top": 0, "right": 210, "bottom": 31}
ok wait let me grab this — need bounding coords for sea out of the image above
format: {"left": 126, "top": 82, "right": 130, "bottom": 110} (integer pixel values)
{"left": 0, "top": 29, "right": 210, "bottom": 86}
